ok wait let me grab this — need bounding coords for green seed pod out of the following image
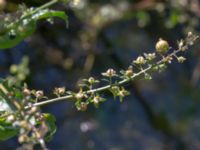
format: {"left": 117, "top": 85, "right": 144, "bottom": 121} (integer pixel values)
{"left": 155, "top": 38, "right": 169, "bottom": 54}
{"left": 10, "top": 64, "right": 18, "bottom": 74}
{"left": 88, "top": 77, "right": 95, "bottom": 84}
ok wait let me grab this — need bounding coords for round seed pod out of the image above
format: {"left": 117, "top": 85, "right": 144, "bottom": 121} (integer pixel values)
{"left": 155, "top": 38, "right": 169, "bottom": 54}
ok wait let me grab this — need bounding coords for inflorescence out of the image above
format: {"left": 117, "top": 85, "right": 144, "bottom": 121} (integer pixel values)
{"left": 0, "top": 32, "right": 198, "bottom": 150}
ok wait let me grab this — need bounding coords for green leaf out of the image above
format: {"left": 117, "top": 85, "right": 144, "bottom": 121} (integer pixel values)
{"left": 33, "top": 9, "right": 68, "bottom": 23}
{"left": 0, "top": 98, "right": 13, "bottom": 113}
{"left": 0, "top": 9, "right": 68, "bottom": 49}
{"left": 165, "top": 10, "right": 180, "bottom": 28}
{"left": 0, "top": 80, "right": 16, "bottom": 113}
{"left": 136, "top": 11, "right": 150, "bottom": 27}
{"left": 0, "top": 117, "right": 18, "bottom": 141}
{"left": 144, "top": 73, "right": 152, "bottom": 80}
{"left": 158, "top": 64, "right": 167, "bottom": 72}
{"left": 109, "top": 86, "right": 120, "bottom": 100}
{"left": 0, "top": 79, "right": 23, "bottom": 113}
{"left": 0, "top": 20, "right": 36, "bottom": 49}
{"left": 43, "top": 113, "right": 57, "bottom": 141}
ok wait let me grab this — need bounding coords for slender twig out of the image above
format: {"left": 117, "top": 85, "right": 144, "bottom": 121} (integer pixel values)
{"left": 28, "top": 0, "right": 60, "bottom": 16}
{"left": 32, "top": 49, "right": 181, "bottom": 107}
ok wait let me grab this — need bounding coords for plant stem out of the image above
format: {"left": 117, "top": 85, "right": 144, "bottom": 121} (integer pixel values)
{"left": 23, "top": 0, "right": 60, "bottom": 18}
{"left": 32, "top": 49, "right": 181, "bottom": 107}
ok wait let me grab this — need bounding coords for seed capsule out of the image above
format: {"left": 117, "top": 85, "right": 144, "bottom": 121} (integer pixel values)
{"left": 7, "top": 115, "right": 15, "bottom": 122}
{"left": 77, "top": 102, "right": 88, "bottom": 111}
{"left": 35, "top": 90, "right": 44, "bottom": 99}
{"left": 177, "top": 56, "right": 186, "bottom": 63}
{"left": 88, "top": 77, "right": 95, "bottom": 84}
{"left": 125, "top": 67, "right": 133, "bottom": 77}
{"left": 18, "top": 134, "right": 29, "bottom": 143}
{"left": 155, "top": 38, "right": 169, "bottom": 54}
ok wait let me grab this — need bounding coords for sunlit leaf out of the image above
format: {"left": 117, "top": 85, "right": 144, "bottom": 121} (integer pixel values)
{"left": 32, "top": 9, "right": 68, "bottom": 23}
{"left": 0, "top": 98, "right": 12, "bottom": 113}
{"left": 0, "top": 20, "right": 36, "bottom": 49}
{"left": 0, "top": 9, "right": 68, "bottom": 49}
{"left": 0, "top": 79, "right": 17, "bottom": 113}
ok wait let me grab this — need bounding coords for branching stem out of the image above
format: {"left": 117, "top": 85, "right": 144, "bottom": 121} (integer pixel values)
{"left": 32, "top": 49, "right": 181, "bottom": 107}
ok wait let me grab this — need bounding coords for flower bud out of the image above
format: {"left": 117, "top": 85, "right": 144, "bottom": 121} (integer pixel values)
{"left": 177, "top": 56, "right": 186, "bottom": 63}
{"left": 163, "top": 56, "right": 173, "bottom": 64}
{"left": 18, "top": 134, "right": 29, "bottom": 143}
{"left": 75, "top": 93, "right": 84, "bottom": 99}
{"left": 187, "top": 32, "right": 193, "bottom": 37}
{"left": 10, "top": 65, "right": 18, "bottom": 74}
{"left": 133, "top": 56, "right": 146, "bottom": 65}
{"left": 77, "top": 102, "right": 88, "bottom": 111}
{"left": 125, "top": 67, "right": 133, "bottom": 77}
{"left": 118, "top": 88, "right": 129, "bottom": 97}
{"left": 144, "top": 53, "right": 156, "bottom": 61}
{"left": 23, "top": 88, "right": 31, "bottom": 96}
{"left": 35, "top": 90, "right": 44, "bottom": 99}
{"left": 102, "top": 68, "right": 117, "bottom": 77}
{"left": 29, "top": 106, "right": 38, "bottom": 114}
{"left": 20, "top": 121, "right": 31, "bottom": 130}
{"left": 93, "top": 96, "right": 101, "bottom": 105}
{"left": 54, "top": 87, "right": 66, "bottom": 96}
{"left": 7, "top": 115, "right": 15, "bottom": 122}
{"left": 35, "top": 131, "right": 42, "bottom": 139}
{"left": 155, "top": 38, "right": 169, "bottom": 54}
{"left": 88, "top": 77, "right": 95, "bottom": 84}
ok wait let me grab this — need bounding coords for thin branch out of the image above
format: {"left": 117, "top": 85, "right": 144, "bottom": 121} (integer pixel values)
{"left": 32, "top": 49, "right": 181, "bottom": 107}
{"left": 29, "top": 0, "right": 60, "bottom": 16}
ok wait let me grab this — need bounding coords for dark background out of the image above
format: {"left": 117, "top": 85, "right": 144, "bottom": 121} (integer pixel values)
{"left": 1, "top": 0, "right": 200, "bottom": 150}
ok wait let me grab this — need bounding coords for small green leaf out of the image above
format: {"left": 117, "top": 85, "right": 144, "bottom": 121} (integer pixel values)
{"left": 43, "top": 113, "right": 57, "bottom": 141}
{"left": 0, "top": 20, "right": 36, "bottom": 49}
{"left": 0, "top": 117, "right": 18, "bottom": 141}
{"left": 0, "top": 79, "right": 23, "bottom": 113}
{"left": 0, "top": 9, "right": 68, "bottom": 49}
{"left": 109, "top": 86, "right": 120, "bottom": 100}
{"left": 158, "top": 64, "right": 167, "bottom": 72}
{"left": 0, "top": 98, "right": 13, "bottom": 113}
{"left": 144, "top": 73, "right": 152, "bottom": 80}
